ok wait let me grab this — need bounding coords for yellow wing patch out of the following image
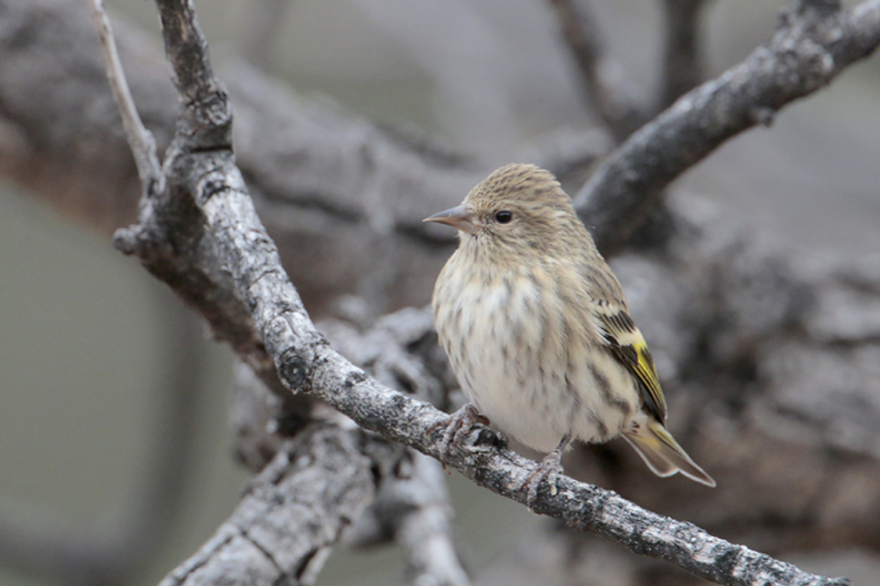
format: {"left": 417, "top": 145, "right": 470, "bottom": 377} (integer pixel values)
{"left": 594, "top": 302, "right": 667, "bottom": 422}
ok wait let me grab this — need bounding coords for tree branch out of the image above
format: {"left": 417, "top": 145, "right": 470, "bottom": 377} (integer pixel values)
{"left": 88, "top": 0, "right": 162, "bottom": 195}
{"left": 98, "top": 1, "right": 852, "bottom": 584}
{"left": 575, "top": 0, "right": 880, "bottom": 255}
{"left": 87, "top": 1, "right": 306, "bottom": 420}
{"left": 660, "top": 0, "right": 708, "bottom": 108}
{"left": 158, "top": 424, "right": 380, "bottom": 586}
{"left": 344, "top": 452, "right": 470, "bottom": 586}
{"left": 323, "top": 309, "right": 469, "bottom": 586}
{"left": 547, "top": 0, "right": 646, "bottom": 141}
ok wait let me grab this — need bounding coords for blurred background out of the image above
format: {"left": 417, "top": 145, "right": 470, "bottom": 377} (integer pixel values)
{"left": 1, "top": 0, "right": 878, "bottom": 584}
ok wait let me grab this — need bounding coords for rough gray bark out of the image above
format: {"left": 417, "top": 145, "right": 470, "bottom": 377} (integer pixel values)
{"left": 575, "top": 0, "right": 880, "bottom": 254}
{"left": 0, "top": 0, "right": 468, "bottom": 312}
{"left": 103, "top": 1, "right": 867, "bottom": 584}
{"left": 1, "top": 0, "right": 880, "bottom": 584}
{"left": 318, "top": 191, "right": 880, "bottom": 581}
{"left": 158, "top": 424, "right": 381, "bottom": 586}
{"left": 471, "top": 193, "right": 880, "bottom": 585}
{"left": 343, "top": 451, "right": 470, "bottom": 586}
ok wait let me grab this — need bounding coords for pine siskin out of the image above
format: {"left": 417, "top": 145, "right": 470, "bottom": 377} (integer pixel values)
{"left": 425, "top": 163, "right": 715, "bottom": 501}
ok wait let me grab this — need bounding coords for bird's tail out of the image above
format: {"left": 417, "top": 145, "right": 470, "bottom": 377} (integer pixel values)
{"left": 622, "top": 419, "right": 716, "bottom": 487}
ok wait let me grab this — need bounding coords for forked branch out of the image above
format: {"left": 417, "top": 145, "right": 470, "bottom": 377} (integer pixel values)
{"left": 87, "top": 0, "right": 862, "bottom": 584}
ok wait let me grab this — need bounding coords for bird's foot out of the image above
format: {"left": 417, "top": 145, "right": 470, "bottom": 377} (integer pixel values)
{"left": 430, "top": 403, "right": 489, "bottom": 467}
{"left": 523, "top": 434, "right": 571, "bottom": 508}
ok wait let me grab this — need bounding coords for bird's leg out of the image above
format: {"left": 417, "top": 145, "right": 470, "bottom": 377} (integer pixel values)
{"left": 524, "top": 433, "right": 571, "bottom": 507}
{"left": 429, "top": 403, "right": 489, "bottom": 466}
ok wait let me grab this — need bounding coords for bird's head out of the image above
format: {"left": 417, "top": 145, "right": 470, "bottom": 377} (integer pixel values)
{"left": 424, "top": 163, "right": 585, "bottom": 257}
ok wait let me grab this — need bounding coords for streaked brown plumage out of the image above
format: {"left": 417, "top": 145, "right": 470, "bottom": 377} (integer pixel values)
{"left": 425, "top": 163, "right": 714, "bottom": 500}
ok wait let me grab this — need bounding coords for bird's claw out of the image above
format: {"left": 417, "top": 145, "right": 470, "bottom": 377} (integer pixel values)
{"left": 430, "top": 404, "right": 489, "bottom": 468}
{"left": 524, "top": 450, "right": 564, "bottom": 509}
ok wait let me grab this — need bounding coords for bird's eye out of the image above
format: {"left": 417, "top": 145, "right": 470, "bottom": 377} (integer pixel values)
{"left": 494, "top": 210, "right": 513, "bottom": 224}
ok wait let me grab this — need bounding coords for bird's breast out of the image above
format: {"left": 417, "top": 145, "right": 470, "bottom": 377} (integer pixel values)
{"left": 434, "top": 258, "right": 624, "bottom": 451}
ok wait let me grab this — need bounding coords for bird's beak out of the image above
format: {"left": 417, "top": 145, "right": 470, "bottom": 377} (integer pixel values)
{"left": 423, "top": 204, "right": 478, "bottom": 235}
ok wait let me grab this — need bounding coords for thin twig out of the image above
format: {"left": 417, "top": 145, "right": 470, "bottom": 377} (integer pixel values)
{"left": 575, "top": 0, "right": 880, "bottom": 255}
{"left": 100, "top": 0, "right": 875, "bottom": 583}
{"left": 547, "top": 0, "right": 646, "bottom": 141}
{"left": 88, "top": 0, "right": 163, "bottom": 195}
{"left": 660, "top": 0, "right": 708, "bottom": 108}
{"left": 118, "top": 3, "right": 847, "bottom": 582}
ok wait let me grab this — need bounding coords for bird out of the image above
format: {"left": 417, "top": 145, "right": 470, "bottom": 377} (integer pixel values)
{"left": 424, "top": 163, "right": 715, "bottom": 503}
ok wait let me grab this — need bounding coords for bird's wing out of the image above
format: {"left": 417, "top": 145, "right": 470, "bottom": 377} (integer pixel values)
{"left": 593, "top": 301, "right": 667, "bottom": 423}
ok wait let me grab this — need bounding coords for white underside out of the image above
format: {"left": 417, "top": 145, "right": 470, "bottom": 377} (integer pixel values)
{"left": 434, "top": 258, "right": 640, "bottom": 454}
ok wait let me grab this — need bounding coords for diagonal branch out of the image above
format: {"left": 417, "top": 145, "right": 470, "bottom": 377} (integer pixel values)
{"left": 97, "top": 1, "right": 854, "bottom": 584}
{"left": 158, "top": 424, "right": 380, "bottom": 586}
{"left": 575, "top": 0, "right": 880, "bottom": 255}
